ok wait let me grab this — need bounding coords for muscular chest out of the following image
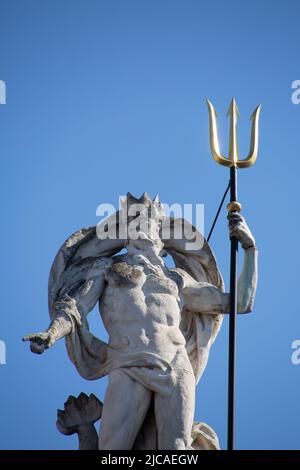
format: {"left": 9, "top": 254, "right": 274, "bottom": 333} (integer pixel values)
{"left": 105, "top": 261, "right": 144, "bottom": 288}
{"left": 105, "top": 260, "right": 179, "bottom": 296}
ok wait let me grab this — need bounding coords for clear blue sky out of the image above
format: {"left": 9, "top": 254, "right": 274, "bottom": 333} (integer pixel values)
{"left": 1, "top": 0, "right": 299, "bottom": 450}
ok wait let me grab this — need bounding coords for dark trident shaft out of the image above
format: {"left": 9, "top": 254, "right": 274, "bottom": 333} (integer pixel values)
{"left": 207, "top": 98, "right": 261, "bottom": 450}
{"left": 227, "top": 165, "right": 239, "bottom": 450}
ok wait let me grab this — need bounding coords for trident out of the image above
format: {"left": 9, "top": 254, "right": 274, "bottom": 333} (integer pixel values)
{"left": 207, "top": 98, "right": 261, "bottom": 450}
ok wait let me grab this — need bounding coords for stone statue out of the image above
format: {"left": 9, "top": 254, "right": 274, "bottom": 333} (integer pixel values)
{"left": 24, "top": 192, "right": 258, "bottom": 450}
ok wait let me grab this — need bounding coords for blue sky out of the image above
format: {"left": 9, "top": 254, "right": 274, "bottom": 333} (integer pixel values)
{"left": 0, "top": 0, "right": 299, "bottom": 449}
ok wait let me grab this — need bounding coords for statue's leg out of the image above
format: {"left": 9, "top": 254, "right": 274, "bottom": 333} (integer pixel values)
{"left": 98, "top": 368, "right": 152, "bottom": 450}
{"left": 154, "top": 368, "right": 195, "bottom": 450}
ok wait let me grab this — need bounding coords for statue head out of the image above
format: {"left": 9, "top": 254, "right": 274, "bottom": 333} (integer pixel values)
{"left": 120, "top": 192, "right": 165, "bottom": 253}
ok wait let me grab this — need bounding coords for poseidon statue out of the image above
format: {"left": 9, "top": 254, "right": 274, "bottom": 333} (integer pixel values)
{"left": 24, "top": 192, "right": 258, "bottom": 450}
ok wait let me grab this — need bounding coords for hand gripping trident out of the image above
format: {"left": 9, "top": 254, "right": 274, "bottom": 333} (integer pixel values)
{"left": 207, "top": 98, "right": 261, "bottom": 450}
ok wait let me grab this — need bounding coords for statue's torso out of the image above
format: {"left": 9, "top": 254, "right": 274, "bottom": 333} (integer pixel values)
{"left": 99, "top": 255, "right": 186, "bottom": 362}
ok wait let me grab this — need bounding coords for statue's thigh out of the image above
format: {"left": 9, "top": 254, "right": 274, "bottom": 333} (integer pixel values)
{"left": 154, "top": 370, "right": 195, "bottom": 450}
{"left": 98, "top": 368, "right": 152, "bottom": 450}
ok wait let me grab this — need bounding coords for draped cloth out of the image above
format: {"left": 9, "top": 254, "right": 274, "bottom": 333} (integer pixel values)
{"left": 48, "top": 214, "right": 224, "bottom": 386}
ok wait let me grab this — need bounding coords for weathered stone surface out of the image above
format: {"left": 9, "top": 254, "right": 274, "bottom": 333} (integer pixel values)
{"left": 25, "top": 193, "right": 258, "bottom": 450}
{"left": 57, "top": 393, "right": 102, "bottom": 450}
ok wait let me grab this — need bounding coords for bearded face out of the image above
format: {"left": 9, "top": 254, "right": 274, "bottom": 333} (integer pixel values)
{"left": 120, "top": 192, "right": 165, "bottom": 248}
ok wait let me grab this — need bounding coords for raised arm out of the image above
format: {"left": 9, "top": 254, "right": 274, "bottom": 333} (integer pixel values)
{"left": 23, "top": 258, "right": 112, "bottom": 354}
{"left": 179, "top": 213, "right": 258, "bottom": 315}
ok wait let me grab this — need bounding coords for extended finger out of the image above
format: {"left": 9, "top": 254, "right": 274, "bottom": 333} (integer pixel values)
{"left": 23, "top": 334, "right": 37, "bottom": 342}
{"left": 23, "top": 333, "right": 46, "bottom": 343}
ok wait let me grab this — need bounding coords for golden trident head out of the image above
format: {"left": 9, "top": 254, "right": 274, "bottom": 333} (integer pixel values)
{"left": 207, "top": 98, "right": 261, "bottom": 168}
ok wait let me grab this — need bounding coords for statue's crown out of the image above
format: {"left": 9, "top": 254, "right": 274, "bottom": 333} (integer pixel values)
{"left": 126, "top": 192, "right": 160, "bottom": 207}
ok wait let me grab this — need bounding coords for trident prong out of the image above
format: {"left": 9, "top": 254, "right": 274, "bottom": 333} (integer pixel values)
{"left": 207, "top": 98, "right": 261, "bottom": 168}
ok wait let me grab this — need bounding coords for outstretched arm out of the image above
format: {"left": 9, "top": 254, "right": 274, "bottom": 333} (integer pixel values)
{"left": 23, "top": 258, "right": 112, "bottom": 354}
{"left": 180, "top": 213, "right": 258, "bottom": 315}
